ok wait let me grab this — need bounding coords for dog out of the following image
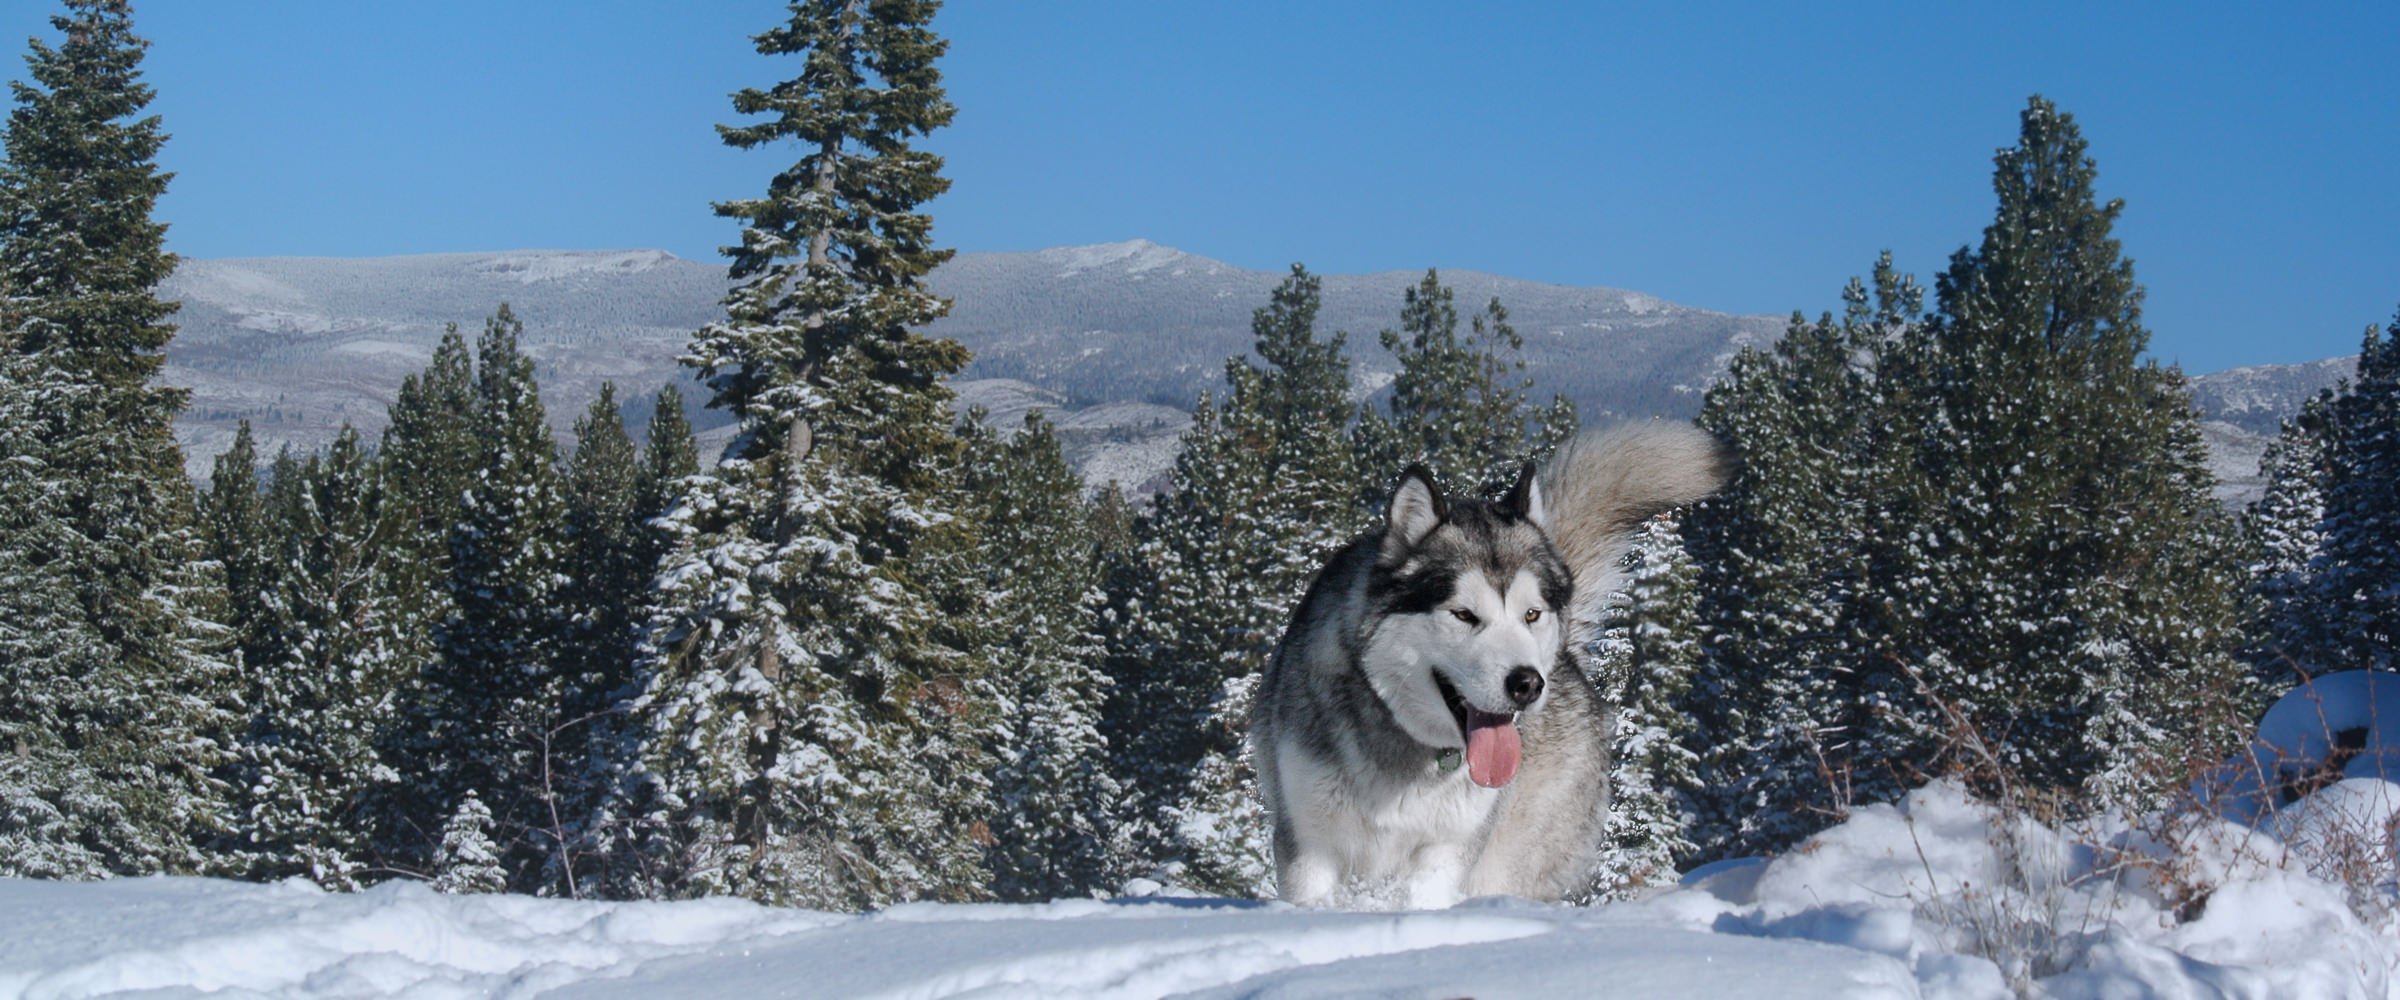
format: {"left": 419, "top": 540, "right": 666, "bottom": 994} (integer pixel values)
{"left": 1250, "top": 423, "right": 1733, "bottom": 908}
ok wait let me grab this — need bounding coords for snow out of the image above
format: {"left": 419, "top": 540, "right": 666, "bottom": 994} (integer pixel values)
{"left": 471, "top": 250, "right": 678, "bottom": 284}
{"left": 8, "top": 771, "right": 2393, "bottom": 999}
{"left": 2204, "top": 670, "right": 2400, "bottom": 826}
{"left": 1037, "top": 239, "right": 1192, "bottom": 278}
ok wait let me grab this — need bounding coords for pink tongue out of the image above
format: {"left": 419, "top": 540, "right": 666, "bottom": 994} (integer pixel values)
{"left": 1464, "top": 712, "right": 1522, "bottom": 788}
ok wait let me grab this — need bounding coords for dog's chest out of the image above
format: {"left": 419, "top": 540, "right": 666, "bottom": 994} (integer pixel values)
{"left": 1294, "top": 747, "right": 1499, "bottom": 877}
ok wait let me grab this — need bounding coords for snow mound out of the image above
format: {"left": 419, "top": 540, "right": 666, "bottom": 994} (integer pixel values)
{"left": 2202, "top": 669, "right": 2400, "bottom": 825}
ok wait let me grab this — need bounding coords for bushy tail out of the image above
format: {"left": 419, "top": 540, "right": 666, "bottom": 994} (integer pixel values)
{"left": 1537, "top": 422, "right": 1736, "bottom": 641}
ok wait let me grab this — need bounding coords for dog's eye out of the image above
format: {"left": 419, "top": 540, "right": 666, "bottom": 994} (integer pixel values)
{"left": 1524, "top": 608, "right": 1543, "bottom": 624}
{"left": 1450, "top": 608, "right": 1480, "bottom": 626}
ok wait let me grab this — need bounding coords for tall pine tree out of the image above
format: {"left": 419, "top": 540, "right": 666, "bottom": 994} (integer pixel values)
{"left": 964, "top": 414, "right": 1124, "bottom": 901}
{"left": 226, "top": 428, "right": 410, "bottom": 886}
{"left": 385, "top": 305, "right": 570, "bottom": 885}
{"left": 1356, "top": 269, "right": 1576, "bottom": 499}
{"left": 0, "top": 0, "right": 235, "bottom": 875}
{"left": 623, "top": 0, "right": 994, "bottom": 908}
{"left": 1686, "top": 99, "right": 2253, "bottom": 861}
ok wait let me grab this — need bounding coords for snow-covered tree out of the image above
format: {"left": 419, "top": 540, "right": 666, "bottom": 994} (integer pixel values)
{"left": 1355, "top": 269, "right": 1576, "bottom": 500}
{"left": 1099, "top": 265, "right": 1363, "bottom": 893}
{"left": 559, "top": 383, "right": 648, "bottom": 721}
{"left": 225, "top": 428, "right": 410, "bottom": 887}
{"left": 384, "top": 306, "right": 571, "bottom": 884}
{"left": 432, "top": 792, "right": 507, "bottom": 895}
{"left": 2243, "top": 398, "right": 2332, "bottom": 689}
{"left": 1686, "top": 99, "right": 2253, "bottom": 859}
{"left": 0, "top": 0, "right": 237, "bottom": 876}
{"left": 2252, "top": 319, "right": 2400, "bottom": 686}
{"left": 1588, "top": 516, "right": 1703, "bottom": 898}
{"left": 620, "top": 0, "right": 994, "bottom": 908}
{"left": 964, "top": 414, "right": 1125, "bottom": 901}
{"left": 1686, "top": 266, "right": 1917, "bottom": 860}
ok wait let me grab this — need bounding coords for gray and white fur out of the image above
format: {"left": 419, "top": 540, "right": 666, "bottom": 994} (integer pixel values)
{"left": 1251, "top": 422, "right": 1734, "bottom": 908}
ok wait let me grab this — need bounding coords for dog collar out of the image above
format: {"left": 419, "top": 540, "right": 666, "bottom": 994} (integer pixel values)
{"left": 1436, "top": 748, "right": 1462, "bottom": 773}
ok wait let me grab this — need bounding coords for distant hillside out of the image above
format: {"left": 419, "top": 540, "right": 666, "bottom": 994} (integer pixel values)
{"left": 163, "top": 249, "right": 733, "bottom": 472}
{"left": 921, "top": 239, "right": 1787, "bottom": 421}
{"left": 159, "top": 241, "right": 1786, "bottom": 486}
{"left": 157, "top": 241, "right": 2346, "bottom": 502}
{"left": 2185, "top": 355, "right": 2352, "bottom": 435}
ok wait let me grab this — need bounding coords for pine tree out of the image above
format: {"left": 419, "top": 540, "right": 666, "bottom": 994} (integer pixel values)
{"left": 0, "top": 338, "right": 115, "bottom": 878}
{"left": 1356, "top": 269, "right": 1576, "bottom": 499}
{"left": 1098, "top": 265, "right": 1362, "bottom": 894}
{"left": 1685, "top": 265, "right": 1919, "bottom": 859}
{"left": 373, "top": 324, "right": 478, "bottom": 705}
{"left": 964, "top": 414, "right": 1124, "bottom": 901}
{"left": 0, "top": 0, "right": 236, "bottom": 875}
{"left": 1685, "top": 99, "right": 2253, "bottom": 857}
{"left": 559, "top": 383, "right": 647, "bottom": 720}
{"left": 1905, "top": 97, "right": 2248, "bottom": 800}
{"left": 228, "top": 428, "right": 409, "bottom": 887}
{"left": 200, "top": 422, "right": 276, "bottom": 675}
{"left": 2261, "top": 319, "right": 2400, "bottom": 682}
{"left": 1588, "top": 515, "right": 1703, "bottom": 898}
{"left": 623, "top": 0, "right": 993, "bottom": 907}
{"left": 387, "top": 305, "right": 570, "bottom": 884}
{"left": 432, "top": 792, "right": 507, "bottom": 895}
{"left": 636, "top": 383, "right": 700, "bottom": 542}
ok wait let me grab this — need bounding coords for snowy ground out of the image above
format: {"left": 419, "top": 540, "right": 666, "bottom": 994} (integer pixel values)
{"left": 6, "top": 780, "right": 2393, "bottom": 1000}
{"left": 9, "top": 674, "right": 2396, "bottom": 999}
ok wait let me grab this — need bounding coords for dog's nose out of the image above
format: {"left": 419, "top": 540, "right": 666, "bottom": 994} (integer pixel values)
{"left": 1505, "top": 666, "right": 1544, "bottom": 708}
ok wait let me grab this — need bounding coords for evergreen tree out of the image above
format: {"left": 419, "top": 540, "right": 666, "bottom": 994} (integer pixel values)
{"left": 1685, "top": 99, "right": 2252, "bottom": 860}
{"left": 559, "top": 383, "right": 647, "bottom": 720}
{"left": 432, "top": 792, "right": 507, "bottom": 895}
{"left": 373, "top": 324, "right": 479, "bottom": 705}
{"left": 1686, "top": 267, "right": 1918, "bottom": 859}
{"left": 380, "top": 324, "right": 479, "bottom": 559}
{"left": 964, "top": 414, "right": 1124, "bottom": 901}
{"left": 228, "top": 428, "right": 409, "bottom": 886}
{"left": 1356, "top": 269, "right": 1576, "bottom": 499}
{"left": 2257, "top": 319, "right": 2400, "bottom": 683}
{"left": 200, "top": 422, "right": 276, "bottom": 675}
{"left": 1905, "top": 97, "right": 2248, "bottom": 800}
{"left": 1588, "top": 515, "right": 1703, "bottom": 898}
{"left": 636, "top": 383, "right": 700, "bottom": 545}
{"left": 0, "top": 0, "right": 235, "bottom": 875}
{"left": 1098, "top": 265, "right": 1362, "bottom": 894}
{"left": 623, "top": 0, "right": 993, "bottom": 908}
{"left": 2242, "top": 407, "right": 2330, "bottom": 688}
{"left": 386, "top": 305, "right": 570, "bottom": 884}
{"left": 0, "top": 338, "right": 116, "bottom": 878}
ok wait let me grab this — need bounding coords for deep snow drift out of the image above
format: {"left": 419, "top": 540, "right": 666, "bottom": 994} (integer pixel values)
{"left": 6, "top": 674, "right": 2395, "bottom": 999}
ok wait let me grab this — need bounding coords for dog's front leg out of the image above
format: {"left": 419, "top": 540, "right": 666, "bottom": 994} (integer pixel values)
{"left": 1401, "top": 842, "right": 1468, "bottom": 909}
{"left": 1278, "top": 849, "right": 1340, "bottom": 907}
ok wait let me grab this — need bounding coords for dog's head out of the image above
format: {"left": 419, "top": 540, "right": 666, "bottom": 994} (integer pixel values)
{"left": 1358, "top": 464, "right": 1573, "bottom": 788}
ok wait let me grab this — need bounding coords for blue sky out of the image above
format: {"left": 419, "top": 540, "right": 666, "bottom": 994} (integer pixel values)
{"left": 7, "top": 1, "right": 2395, "bottom": 374}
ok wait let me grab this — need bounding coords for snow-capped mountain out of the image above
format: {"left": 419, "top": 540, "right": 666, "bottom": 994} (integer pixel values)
{"left": 157, "top": 241, "right": 1787, "bottom": 490}
{"left": 157, "top": 240, "right": 2342, "bottom": 501}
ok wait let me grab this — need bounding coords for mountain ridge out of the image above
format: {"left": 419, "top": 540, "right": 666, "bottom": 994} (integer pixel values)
{"left": 156, "top": 241, "right": 2343, "bottom": 501}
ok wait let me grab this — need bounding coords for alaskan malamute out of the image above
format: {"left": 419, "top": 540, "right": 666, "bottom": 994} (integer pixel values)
{"left": 1251, "top": 423, "right": 1732, "bottom": 908}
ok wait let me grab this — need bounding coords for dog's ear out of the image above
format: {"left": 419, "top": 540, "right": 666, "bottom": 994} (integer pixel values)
{"left": 1501, "top": 461, "right": 1547, "bottom": 528}
{"left": 1386, "top": 465, "right": 1445, "bottom": 548}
